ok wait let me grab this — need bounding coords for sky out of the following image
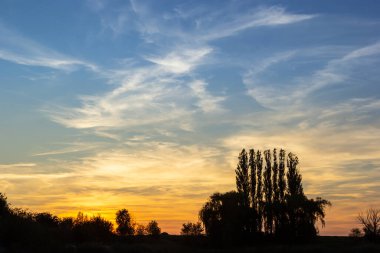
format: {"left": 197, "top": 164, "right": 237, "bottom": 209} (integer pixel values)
{"left": 0, "top": 0, "right": 379, "bottom": 235}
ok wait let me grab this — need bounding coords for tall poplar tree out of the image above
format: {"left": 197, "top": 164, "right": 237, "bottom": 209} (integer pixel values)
{"left": 249, "top": 149, "right": 257, "bottom": 233}
{"left": 236, "top": 149, "right": 250, "bottom": 209}
{"left": 263, "top": 150, "right": 273, "bottom": 234}
{"left": 256, "top": 150, "right": 263, "bottom": 233}
{"left": 272, "top": 148, "right": 279, "bottom": 233}
{"left": 286, "top": 152, "right": 303, "bottom": 197}
{"left": 278, "top": 149, "right": 286, "bottom": 202}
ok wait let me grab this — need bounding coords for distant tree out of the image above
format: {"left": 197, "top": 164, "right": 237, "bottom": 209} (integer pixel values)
{"left": 34, "top": 212, "right": 59, "bottom": 227}
{"left": 256, "top": 150, "right": 264, "bottom": 233}
{"left": 236, "top": 149, "right": 251, "bottom": 233}
{"left": 285, "top": 152, "right": 303, "bottom": 237}
{"left": 200, "top": 148, "right": 331, "bottom": 241}
{"left": 276, "top": 149, "right": 287, "bottom": 236}
{"left": 272, "top": 149, "right": 279, "bottom": 204}
{"left": 0, "top": 193, "right": 10, "bottom": 216}
{"left": 181, "top": 222, "right": 204, "bottom": 236}
{"left": 135, "top": 224, "right": 146, "bottom": 235}
{"left": 284, "top": 153, "right": 331, "bottom": 238}
{"left": 278, "top": 149, "right": 286, "bottom": 202}
{"left": 74, "top": 211, "right": 88, "bottom": 225}
{"left": 286, "top": 152, "right": 303, "bottom": 197}
{"left": 116, "top": 209, "right": 134, "bottom": 236}
{"left": 349, "top": 227, "right": 363, "bottom": 238}
{"left": 358, "top": 208, "right": 380, "bottom": 240}
{"left": 199, "top": 191, "right": 244, "bottom": 242}
{"left": 59, "top": 217, "right": 74, "bottom": 230}
{"left": 272, "top": 149, "right": 280, "bottom": 233}
{"left": 146, "top": 220, "right": 161, "bottom": 236}
{"left": 236, "top": 149, "right": 250, "bottom": 209}
{"left": 87, "top": 215, "right": 114, "bottom": 241}
{"left": 263, "top": 150, "right": 273, "bottom": 234}
{"left": 249, "top": 149, "right": 257, "bottom": 233}
{"left": 73, "top": 212, "right": 113, "bottom": 242}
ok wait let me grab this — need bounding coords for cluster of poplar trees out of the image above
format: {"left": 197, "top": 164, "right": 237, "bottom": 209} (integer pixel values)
{"left": 200, "top": 148, "right": 330, "bottom": 242}
{"left": 235, "top": 148, "right": 330, "bottom": 238}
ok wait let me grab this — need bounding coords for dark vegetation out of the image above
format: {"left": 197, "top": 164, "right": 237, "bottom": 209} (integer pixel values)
{"left": 199, "top": 149, "right": 331, "bottom": 243}
{"left": 356, "top": 208, "right": 380, "bottom": 240}
{"left": 0, "top": 148, "right": 378, "bottom": 252}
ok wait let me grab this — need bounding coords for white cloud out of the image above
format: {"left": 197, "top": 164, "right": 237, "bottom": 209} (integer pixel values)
{"left": 45, "top": 44, "right": 220, "bottom": 133}
{"left": 146, "top": 47, "right": 212, "bottom": 74}
{"left": 342, "top": 41, "right": 380, "bottom": 60}
{"left": 32, "top": 142, "right": 100, "bottom": 156}
{"left": 244, "top": 42, "right": 380, "bottom": 109}
{"left": 201, "top": 6, "right": 316, "bottom": 41}
{"left": 0, "top": 163, "right": 36, "bottom": 169}
{"left": 46, "top": 66, "right": 190, "bottom": 130}
{"left": 189, "top": 80, "right": 225, "bottom": 113}
{"left": 120, "top": 3, "right": 316, "bottom": 43}
{"left": 0, "top": 24, "right": 98, "bottom": 71}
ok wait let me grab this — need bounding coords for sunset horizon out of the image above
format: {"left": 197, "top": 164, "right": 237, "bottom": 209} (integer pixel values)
{"left": 1, "top": 0, "right": 379, "bottom": 239}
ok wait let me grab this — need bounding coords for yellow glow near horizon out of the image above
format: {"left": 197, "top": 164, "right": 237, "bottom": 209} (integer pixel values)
{"left": 2, "top": 127, "right": 380, "bottom": 235}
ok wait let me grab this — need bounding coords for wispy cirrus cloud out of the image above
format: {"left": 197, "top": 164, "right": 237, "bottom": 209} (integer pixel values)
{"left": 45, "top": 45, "right": 223, "bottom": 133}
{"left": 189, "top": 80, "right": 225, "bottom": 113}
{"left": 0, "top": 23, "right": 98, "bottom": 71}
{"left": 146, "top": 47, "right": 212, "bottom": 74}
{"left": 244, "top": 42, "right": 380, "bottom": 109}
{"left": 46, "top": 4, "right": 315, "bottom": 135}
{"left": 0, "top": 163, "right": 36, "bottom": 169}
{"left": 96, "top": 2, "right": 316, "bottom": 43}
{"left": 198, "top": 6, "right": 317, "bottom": 41}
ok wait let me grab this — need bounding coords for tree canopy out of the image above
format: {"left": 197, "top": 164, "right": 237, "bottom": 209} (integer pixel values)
{"left": 200, "top": 148, "right": 331, "bottom": 242}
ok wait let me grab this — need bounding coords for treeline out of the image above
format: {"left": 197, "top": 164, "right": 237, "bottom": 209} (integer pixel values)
{"left": 199, "top": 148, "right": 331, "bottom": 243}
{"left": 0, "top": 193, "right": 166, "bottom": 248}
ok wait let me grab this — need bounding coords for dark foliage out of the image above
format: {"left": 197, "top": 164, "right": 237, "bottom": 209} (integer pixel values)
{"left": 0, "top": 193, "right": 115, "bottom": 251}
{"left": 115, "top": 208, "right": 134, "bottom": 236}
{"left": 199, "top": 191, "right": 246, "bottom": 243}
{"left": 200, "top": 148, "right": 331, "bottom": 243}
{"left": 358, "top": 208, "right": 380, "bottom": 241}
{"left": 181, "top": 222, "right": 204, "bottom": 236}
{"left": 146, "top": 220, "right": 161, "bottom": 236}
{"left": 73, "top": 212, "right": 114, "bottom": 242}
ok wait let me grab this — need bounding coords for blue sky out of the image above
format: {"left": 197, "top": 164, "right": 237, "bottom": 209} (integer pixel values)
{"left": 0, "top": 0, "right": 380, "bottom": 234}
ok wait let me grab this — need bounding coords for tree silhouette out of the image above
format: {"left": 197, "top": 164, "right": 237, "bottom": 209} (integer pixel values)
{"left": 135, "top": 224, "right": 146, "bottom": 235}
{"left": 199, "top": 191, "right": 244, "bottom": 243}
{"left": 256, "top": 150, "right": 264, "bottom": 233}
{"left": 286, "top": 152, "right": 303, "bottom": 197}
{"left": 146, "top": 220, "right": 161, "bottom": 236}
{"left": 236, "top": 149, "right": 250, "bottom": 209}
{"left": 181, "top": 222, "right": 204, "bottom": 236}
{"left": 278, "top": 149, "right": 286, "bottom": 202}
{"left": 349, "top": 227, "right": 363, "bottom": 238}
{"left": 358, "top": 208, "right": 380, "bottom": 240}
{"left": 200, "top": 148, "right": 331, "bottom": 241}
{"left": 115, "top": 209, "right": 135, "bottom": 236}
{"left": 34, "top": 212, "right": 59, "bottom": 227}
{"left": 263, "top": 150, "right": 273, "bottom": 234}
{"left": 72, "top": 212, "right": 114, "bottom": 242}
{"left": 236, "top": 149, "right": 250, "bottom": 233}
{"left": 0, "top": 193, "right": 10, "bottom": 217}
{"left": 272, "top": 149, "right": 280, "bottom": 233}
{"left": 249, "top": 149, "right": 257, "bottom": 233}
